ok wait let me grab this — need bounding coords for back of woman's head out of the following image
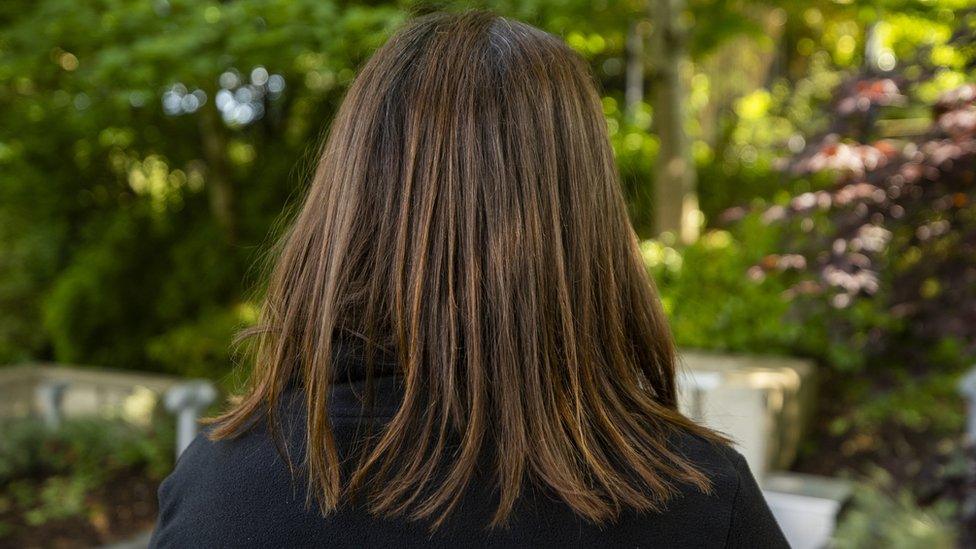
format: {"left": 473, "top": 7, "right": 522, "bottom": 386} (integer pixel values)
{"left": 211, "top": 9, "right": 725, "bottom": 530}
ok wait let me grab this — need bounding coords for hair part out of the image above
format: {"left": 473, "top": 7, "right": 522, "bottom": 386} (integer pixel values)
{"left": 209, "top": 10, "right": 728, "bottom": 531}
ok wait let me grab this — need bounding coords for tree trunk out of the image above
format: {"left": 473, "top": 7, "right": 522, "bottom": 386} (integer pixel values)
{"left": 199, "top": 106, "right": 236, "bottom": 245}
{"left": 650, "top": 0, "right": 699, "bottom": 243}
{"left": 864, "top": 21, "right": 883, "bottom": 74}
{"left": 625, "top": 21, "right": 645, "bottom": 120}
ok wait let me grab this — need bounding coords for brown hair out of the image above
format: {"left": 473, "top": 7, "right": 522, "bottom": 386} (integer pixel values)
{"left": 210, "top": 10, "right": 727, "bottom": 530}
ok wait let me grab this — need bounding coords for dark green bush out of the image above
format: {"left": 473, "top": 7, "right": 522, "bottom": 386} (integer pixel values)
{"left": 0, "top": 418, "right": 174, "bottom": 486}
{"left": 0, "top": 417, "right": 174, "bottom": 532}
{"left": 833, "top": 471, "right": 958, "bottom": 549}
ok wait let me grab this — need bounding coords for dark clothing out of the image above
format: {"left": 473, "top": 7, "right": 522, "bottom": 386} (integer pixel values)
{"left": 150, "top": 348, "right": 789, "bottom": 548}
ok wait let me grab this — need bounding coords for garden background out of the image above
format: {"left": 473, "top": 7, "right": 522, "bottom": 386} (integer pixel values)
{"left": 1, "top": 0, "right": 975, "bottom": 546}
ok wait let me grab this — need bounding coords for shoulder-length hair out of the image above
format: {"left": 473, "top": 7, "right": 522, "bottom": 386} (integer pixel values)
{"left": 210, "top": 9, "right": 726, "bottom": 530}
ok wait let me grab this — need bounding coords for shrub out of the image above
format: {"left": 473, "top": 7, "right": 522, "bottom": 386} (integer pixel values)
{"left": 146, "top": 303, "right": 258, "bottom": 380}
{"left": 0, "top": 417, "right": 173, "bottom": 535}
{"left": 0, "top": 417, "right": 174, "bottom": 486}
{"left": 833, "top": 472, "right": 958, "bottom": 549}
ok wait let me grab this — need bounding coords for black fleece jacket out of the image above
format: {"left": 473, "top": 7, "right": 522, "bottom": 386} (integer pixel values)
{"left": 150, "top": 346, "right": 789, "bottom": 548}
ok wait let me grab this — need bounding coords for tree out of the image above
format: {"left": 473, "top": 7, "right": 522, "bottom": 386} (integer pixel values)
{"left": 650, "top": 0, "right": 699, "bottom": 242}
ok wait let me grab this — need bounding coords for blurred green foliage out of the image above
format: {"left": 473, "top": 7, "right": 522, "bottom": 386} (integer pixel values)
{"left": 643, "top": 6, "right": 976, "bottom": 530}
{"left": 0, "top": 417, "right": 174, "bottom": 488}
{"left": 0, "top": 417, "right": 173, "bottom": 536}
{"left": 645, "top": 221, "right": 804, "bottom": 354}
{"left": 833, "top": 471, "right": 958, "bottom": 549}
{"left": 1, "top": 0, "right": 970, "bottom": 375}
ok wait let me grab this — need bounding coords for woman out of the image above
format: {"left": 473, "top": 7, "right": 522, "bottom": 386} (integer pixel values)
{"left": 151, "top": 11, "right": 788, "bottom": 548}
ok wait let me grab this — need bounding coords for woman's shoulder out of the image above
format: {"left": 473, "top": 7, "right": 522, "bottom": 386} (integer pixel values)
{"left": 149, "top": 418, "right": 311, "bottom": 547}
{"left": 663, "top": 428, "right": 750, "bottom": 493}
{"left": 665, "top": 430, "right": 789, "bottom": 548}
{"left": 150, "top": 411, "right": 788, "bottom": 548}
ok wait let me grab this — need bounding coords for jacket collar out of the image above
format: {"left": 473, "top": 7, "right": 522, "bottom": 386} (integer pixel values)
{"left": 283, "top": 336, "right": 404, "bottom": 420}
